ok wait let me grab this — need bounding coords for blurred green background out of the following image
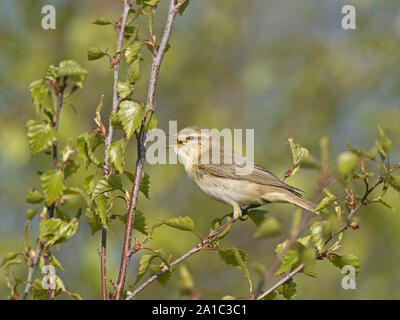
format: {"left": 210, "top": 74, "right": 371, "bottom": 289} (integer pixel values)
{"left": 1, "top": 0, "right": 400, "bottom": 299}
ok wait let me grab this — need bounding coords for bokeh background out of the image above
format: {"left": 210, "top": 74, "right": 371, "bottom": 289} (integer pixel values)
{"left": 1, "top": 0, "right": 400, "bottom": 299}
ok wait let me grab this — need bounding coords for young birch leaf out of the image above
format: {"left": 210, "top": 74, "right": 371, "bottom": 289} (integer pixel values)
{"left": 108, "top": 174, "right": 123, "bottom": 190}
{"left": 26, "top": 120, "right": 57, "bottom": 155}
{"left": 315, "top": 191, "right": 336, "bottom": 212}
{"left": 310, "top": 221, "right": 329, "bottom": 253}
{"left": 288, "top": 136, "right": 309, "bottom": 167}
{"left": 41, "top": 171, "right": 64, "bottom": 205}
{"left": 247, "top": 210, "right": 268, "bottom": 227}
{"left": 347, "top": 142, "right": 375, "bottom": 160}
{"left": 87, "top": 47, "right": 106, "bottom": 61}
{"left": 144, "top": 104, "right": 158, "bottom": 132}
{"left": 92, "top": 17, "right": 112, "bottom": 25}
{"left": 26, "top": 188, "right": 44, "bottom": 204}
{"left": 135, "top": 255, "right": 156, "bottom": 285}
{"left": 108, "top": 139, "right": 125, "bottom": 173}
{"left": 140, "top": 172, "right": 150, "bottom": 199}
{"left": 29, "top": 80, "right": 54, "bottom": 115}
{"left": 330, "top": 254, "right": 360, "bottom": 274}
{"left": 149, "top": 264, "right": 172, "bottom": 286}
{"left": 85, "top": 207, "right": 102, "bottom": 235}
{"left": 219, "top": 248, "right": 251, "bottom": 291}
{"left": 337, "top": 152, "right": 359, "bottom": 175}
{"left": 278, "top": 281, "right": 297, "bottom": 300}
{"left": 125, "top": 42, "right": 142, "bottom": 64}
{"left": 164, "top": 216, "right": 194, "bottom": 232}
{"left": 134, "top": 210, "right": 148, "bottom": 235}
{"left": 117, "top": 81, "right": 132, "bottom": 99}
{"left": 253, "top": 217, "right": 281, "bottom": 239}
{"left": 377, "top": 122, "right": 392, "bottom": 155}
{"left": 387, "top": 175, "right": 400, "bottom": 193}
{"left": 128, "top": 58, "right": 140, "bottom": 84}
{"left": 96, "top": 194, "right": 110, "bottom": 229}
{"left": 178, "top": 0, "right": 190, "bottom": 15}
{"left": 276, "top": 249, "right": 299, "bottom": 274}
{"left": 117, "top": 100, "right": 145, "bottom": 139}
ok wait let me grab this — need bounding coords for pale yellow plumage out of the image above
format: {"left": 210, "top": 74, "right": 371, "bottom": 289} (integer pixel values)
{"left": 171, "top": 126, "right": 318, "bottom": 219}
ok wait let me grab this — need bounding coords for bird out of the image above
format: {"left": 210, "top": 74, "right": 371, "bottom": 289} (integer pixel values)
{"left": 168, "top": 126, "right": 318, "bottom": 219}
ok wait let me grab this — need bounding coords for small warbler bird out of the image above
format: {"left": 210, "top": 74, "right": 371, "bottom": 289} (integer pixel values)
{"left": 169, "top": 126, "right": 318, "bottom": 219}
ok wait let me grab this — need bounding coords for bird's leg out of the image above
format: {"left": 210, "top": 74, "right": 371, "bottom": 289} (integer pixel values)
{"left": 232, "top": 203, "right": 242, "bottom": 220}
{"left": 238, "top": 204, "right": 262, "bottom": 221}
{"left": 242, "top": 204, "right": 262, "bottom": 215}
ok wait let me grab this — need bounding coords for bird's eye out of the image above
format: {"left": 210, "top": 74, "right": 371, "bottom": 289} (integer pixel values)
{"left": 188, "top": 136, "right": 195, "bottom": 141}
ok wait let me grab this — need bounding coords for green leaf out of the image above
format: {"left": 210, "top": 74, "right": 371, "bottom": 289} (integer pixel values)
{"left": 377, "top": 122, "right": 392, "bottom": 155}
{"left": 315, "top": 191, "right": 336, "bottom": 212}
{"left": 63, "top": 159, "right": 80, "bottom": 179}
{"left": 387, "top": 175, "right": 400, "bottom": 193}
{"left": 218, "top": 248, "right": 251, "bottom": 290}
{"left": 337, "top": 152, "right": 359, "bottom": 175}
{"left": 128, "top": 58, "right": 140, "bottom": 84}
{"left": 178, "top": 0, "right": 190, "bottom": 15}
{"left": 140, "top": 172, "right": 150, "bottom": 199}
{"left": 247, "top": 210, "right": 268, "bottom": 227}
{"left": 0, "top": 252, "right": 20, "bottom": 268}
{"left": 276, "top": 248, "right": 299, "bottom": 274}
{"left": 92, "top": 17, "right": 113, "bottom": 25}
{"left": 149, "top": 264, "right": 172, "bottom": 286}
{"left": 135, "top": 254, "right": 156, "bottom": 285}
{"left": 26, "top": 208, "right": 39, "bottom": 220}
{"left": 87, "top": 47, "right": 106, "bottom": 61}
{"left": 26, "top": 120, "right": 57, "bottom": 155}
{"left": 347, "top": 142, "right": 375, "bottom": 160}
{"left": 330, "top": 253, "right": 360, "bottom": 274}
{"left": 41, "top": 171, "right": 64, "bottom": 205}
{"left": 145, "top": 0, "right": 160, "bottom": 6}
{"left": 58, "top": 60, "right": 88, "bottom": 88}
{"left": 117, "top": 81, "right": 132, "bottom": 99}
{"left": 96, "top": 194, "right": 110, "bottom": 229}
{"left": 85, "top": 207, "right": 102, "bottom": 235}
{"left": 164, "top": 216, "right": 194, "bottom": 232}
{"left": 108, "top": 139, "right": 125, "bottom": 173}
{"left": 278, "top": 281, "right": 297, "bottom": 300}
{"left": 76, "top": 133, "right": 103, "bottom": 167}
{"left": 144, "top": 104, "right": 158, "bottom": 131}
{"left": 29, "top": 80, "right": 54, "bottom": 115}
{"left": 125, "top": 41, "right": 143, "bottom": 64}
{"left": 40, "top": 218, "right": 78, "bottom": 245}
{"left": 310, "top": 221, "right": 329, "bottom": 253}
{"left": 26, "top": 188, "right": 44, "bottom": 204}
{"left": 134, "top": 211, "right": 148, "bottom": 235}
{"left": 288, "top": 136, "right": 309, "bottom": 167}
{"left": 108, "top": 174, "right": 123, "bottom": 190}
{"left": 124, "top": 171, "right": 151, "bottom": 199}
{"left": 179, "top": 265, "right": 194, "bottom": 296}
{"left": 253, "top": 217, "right": 281, "bottom": 239}
{"left": 117, "top": 100, "right": 145, "bottom": 139}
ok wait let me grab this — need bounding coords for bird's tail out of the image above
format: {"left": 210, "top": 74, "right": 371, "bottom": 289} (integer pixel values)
{"left": 286, "top": 192, "right": 319, "bottom": 214}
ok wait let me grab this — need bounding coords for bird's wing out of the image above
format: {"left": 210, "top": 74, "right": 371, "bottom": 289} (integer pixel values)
{"left": 197, "top": 146, "right": 303, "bottom": 195}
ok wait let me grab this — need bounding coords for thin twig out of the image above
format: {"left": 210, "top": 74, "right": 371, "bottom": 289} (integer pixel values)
{"left": 101, "top": 0, "right": 133, "bottom": 300}
{"left": 113, "top": 0, "right": 186, "bottom": 300}
{"left": 126, "top": 217, "right": 236, "bottom": 300}
{"left": 255, "top": 174, "right": 386, "bottom": 300}
{"left": 257, "top": 264, "right": 304, "bottom": 300}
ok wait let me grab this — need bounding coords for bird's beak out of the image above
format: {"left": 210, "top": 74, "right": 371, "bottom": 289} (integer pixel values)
{"left": 166, "top": 144, "right": 178, "bottom": 148}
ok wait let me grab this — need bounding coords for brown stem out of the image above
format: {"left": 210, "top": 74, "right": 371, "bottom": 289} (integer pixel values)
{"left": 113, "top": 0, "right": 185, "bottom": 300}
{"left": 255, "top": 174, "right": 385, "bottom": 300}
{"left": 125, "top": 217, "right": 236, "bottom": 300}
{"left": 100, "top": 0, "right": 133, "bottom": 301}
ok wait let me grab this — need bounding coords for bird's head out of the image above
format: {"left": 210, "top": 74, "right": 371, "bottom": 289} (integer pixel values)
{"left": 168, "top": 126, "right": 213, "bottom": 166}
